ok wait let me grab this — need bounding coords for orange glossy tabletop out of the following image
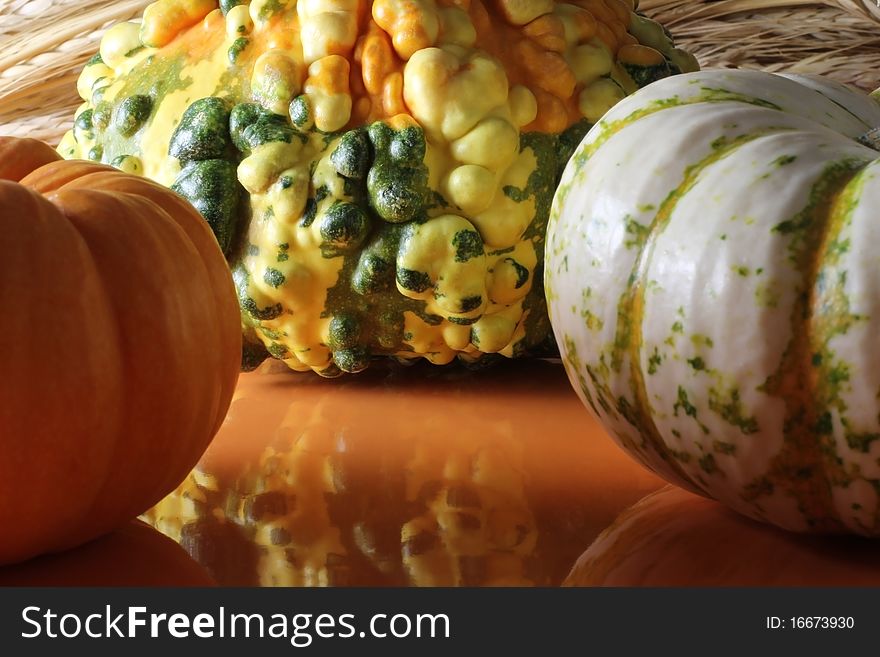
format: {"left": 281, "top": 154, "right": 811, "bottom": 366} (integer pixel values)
{"left": 143, "top": 359, "right": 664, "bottom": 586}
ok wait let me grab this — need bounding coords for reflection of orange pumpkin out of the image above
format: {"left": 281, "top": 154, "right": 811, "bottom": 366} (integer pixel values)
{"left": 0, "top": 520, "right": 214, "bottom": 587}
{"left": 0, "top": 136, "right": 241, "bottom": 565}
{"left": 565, "top": 486, "right": 880, "bottom": 587}
{"left": 146, "top": 360, "right": 664, "bottom": 586}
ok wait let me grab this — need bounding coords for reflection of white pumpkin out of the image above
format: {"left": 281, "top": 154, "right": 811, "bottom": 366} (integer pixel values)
{"left": 565, "top": 486, "right": 880, "bottom": 587}
{"left": 547, "top": 69, "right": 880, "bottom": 534}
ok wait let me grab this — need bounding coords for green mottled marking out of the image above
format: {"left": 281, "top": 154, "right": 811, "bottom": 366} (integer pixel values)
{"left": 301, "top": 185, "right": 329, "bottom": 228}
{"left": 320, "top": 201, "right": 370, "bottom": 257}
{"left": 74, "top": 109, "right": 94, "bottom": 134}
{"left": 92, "top": 102, "right": 112, "bottom": 131}
{"left": 228, "top": 37, "right": 249, "bottom": 64}
{"left": 698, "top": 453, "right": 719, "bottom": 475}
{"left": 507, "top": 258, "right": 530, "bottom": 289}
{"left": 172, "top": 159, "right": 240, "bottom": 253}
{"left": 582, "top": 309, "right": 603, "bottom": 332}
{"left": 169, "top": 96, "right": 231, "bottom": 162}
{"left": 508, "top": 132, "right": 560, "bottom": 358}
{"left": 746, "top": 158, "right": 870, "bottom": 529}
{"left": 774, "top": 154, "right": 797, "bottom": 167}
{"left": 233, "top": 266, "right": 284, "bottom": 321}
{"left": 647, "top": 348, "right": 662, "bottom": 375}
{"left": 267, "top": 342, "right": 290, "bottom": 359}
{"left": 458, "top": 295, "right": 483, "bottom": 313}
{"left": 563, "top": 335, "right": 602, "bottom": 417}
{"left": 624, "top": 60, "right": 672, "bottom": 88}
{"left": 452, "top": 230, "right": 484, "bottom": 262}
{"left": 687, "top": 356, "right": 705, "bottom": 371}
{"left": 573, "top": 89, "right": 785, "bottom": 171}
{"left": 601, "top": 130, "right": 790, "bottom": 491}
{"left": 258, "top": 0, "right": 286, "bottom": 19}
{"left": 708, "top": 385, "right": 759, "bottom": 435}
{"left": 672, "top": 386, "right": 709, "bottom": 434}
{"left": 264, "top": 268, "right": 285, "bottom": 288}
{"left": 367, "top": 122, "right": 429, "bottom": 224}
{"left": 289, "top": 95, "right": 311, "bottom": 128}
{"left": 220, "top": 0, "right": 244, "bottom": 14}
{"left": 713, "top": 440, "right": 737, "bottom": 455}
{"left": 328, "top": 315, "right": 361, "bottom": 350}
{"left": 330, "top": 128, "right": 371, "bottom": 179}
{"left": 503, "top": 185, "right": 527, "bottom": 203}
{"left": 624, "top": 216, "right": 650, "bottom": 250}
{"left": 396, "top": 268, "right": 432, "bottom": 293}
{"left": 114, "top": 95, "right": 153, "bottom": 137}
{"left": 674, "top": 386, "right": 698, "bottom": 419}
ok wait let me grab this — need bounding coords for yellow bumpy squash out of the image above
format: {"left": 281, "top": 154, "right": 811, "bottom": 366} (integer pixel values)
{"left": 62, "top": 0, "right": 696, "bottom": 375}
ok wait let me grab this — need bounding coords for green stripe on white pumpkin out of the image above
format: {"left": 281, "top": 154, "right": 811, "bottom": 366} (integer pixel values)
{"left": 547, "top": 68, "right": 880, "bottom": 534}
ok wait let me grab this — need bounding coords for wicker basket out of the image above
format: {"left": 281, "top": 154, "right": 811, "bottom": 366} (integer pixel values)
{"left": 0, "top": 0, "right": 878, "bottom": 145}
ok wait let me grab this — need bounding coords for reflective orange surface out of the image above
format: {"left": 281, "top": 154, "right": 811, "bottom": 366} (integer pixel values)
{"left": 0, "top": 520, "right": 214, "bottom": 587}
{"left": 141, "top": 359, "right": 664, "bottom": 586}
{"left": 565, "top": 486, "right": 880, "bottom": 587}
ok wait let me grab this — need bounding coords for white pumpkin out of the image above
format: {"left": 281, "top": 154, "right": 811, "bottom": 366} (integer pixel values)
{"left": 546, "top": 68, "right": 880, "bottom": 535}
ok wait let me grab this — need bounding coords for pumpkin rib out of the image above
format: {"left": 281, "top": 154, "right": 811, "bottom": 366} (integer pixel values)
{"left": 47, "top": 188, "right": 226, "bottom": 545}
{"left": 19, "top": 160, "right": 118, "bottom": 193}
{"left": 0, "top": 137, "right": 62, "bottom": 182}
{"left": 0, "top": 182, "right": 124, "bottom": 563}
{"left": 802, "top": 166, "right": 877, "bottom": 531}
{"left": 44, "top": 170, "right": 242, "bottom": 435}
{"left": 45, "top": 190, "right": 189, "bottom": 548}
{"left": 620, "top": 129, "right": 792, "bottom": 500}
{"left": 757, "top": 162, "right": 868, "bottom": 531}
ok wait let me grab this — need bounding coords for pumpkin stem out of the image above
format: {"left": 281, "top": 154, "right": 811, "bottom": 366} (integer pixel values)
{"left": 857, "top": 127, "right": 880, "bottom": 151}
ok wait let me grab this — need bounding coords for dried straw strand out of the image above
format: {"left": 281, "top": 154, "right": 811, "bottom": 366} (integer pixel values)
{"left": 0, "top": 0, "right": 150, "bottom": 141}
{"left": 642, "top": 0, "right": 880, "bottom": 92}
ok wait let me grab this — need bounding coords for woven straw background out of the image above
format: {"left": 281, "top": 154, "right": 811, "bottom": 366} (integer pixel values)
{"left": 0, "top": 0, "right": 879, "bottom": 145}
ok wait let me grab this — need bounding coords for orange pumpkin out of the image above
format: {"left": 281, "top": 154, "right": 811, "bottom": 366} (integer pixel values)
{"left": 0, "top": 519, "right": 215, "bottom": 587}
{"left": 565, "top": 486, "right": 880, "bottom": 587}
{"left": 0, "top": 136, "right": 241, "bottom": 566}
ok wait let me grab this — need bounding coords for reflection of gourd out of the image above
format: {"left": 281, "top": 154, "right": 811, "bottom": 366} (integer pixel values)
{"left": 399, "top": 432, "right": 538, "bottom": 586}
{"left": 150, "top": 378, "right": 537, "bottom": 585}
{"left": 565, "top": 486, "right": 880, "bottom": 587}
{"left": 146, "top": 361, "right": 662, "bottom": 585}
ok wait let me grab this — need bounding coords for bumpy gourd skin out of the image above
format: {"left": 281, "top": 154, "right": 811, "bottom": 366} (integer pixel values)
{"left": 60, "top": 0, "right": 696, "bottom": 375}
